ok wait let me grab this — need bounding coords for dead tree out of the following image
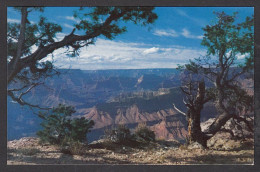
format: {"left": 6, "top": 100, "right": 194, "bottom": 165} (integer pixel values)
{"left": 173, "top": 76, "right": 211, "bottom": 147}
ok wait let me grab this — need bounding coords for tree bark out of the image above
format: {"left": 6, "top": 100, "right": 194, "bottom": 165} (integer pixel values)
{"left": 185, "top": 81, "right": 208, "bottom": 147}
{"left": 187, "top": 111, "right": 208, "bottom": 147}
{"left": 205, "top": 75, "right": 235, "bottom": 136}
{"left": 8, "top": 7, "right": 28, "bottom": 83}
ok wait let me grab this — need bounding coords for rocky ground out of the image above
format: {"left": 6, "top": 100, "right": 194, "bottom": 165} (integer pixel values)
{"left": 7, "top": 136, "right": 254, "bottom": 165}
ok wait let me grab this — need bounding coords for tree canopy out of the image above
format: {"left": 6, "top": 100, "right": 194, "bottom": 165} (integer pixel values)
{"left": 7, "top": 7, "right": 158, "bottom": 108}
{"left": 176, "top": 12, "right": 254, "bottom": 146}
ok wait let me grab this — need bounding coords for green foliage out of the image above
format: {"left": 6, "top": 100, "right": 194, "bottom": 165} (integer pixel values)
{"left": 201, "top": 11, "right": 254, "bottom": 70}
{"left": 37, "top": 104, "right": 94, "bottom": 145}
{"left": 179, "top": 12, "right": 253, "bottom": 75}
{"left": 104, "top": 124, "right": 133, "bottom": 143}
{"left": 201, "top": 12, "right": 253, "bottom": 110}
{"left": 103, "top": 123, "right": 156, "bottom": 145}
{"left": 8, "top": 14, "right": 62, "bottom": 58}
{"left": 74, "top": 7, "right": 157, "bottom": 40}
{"left": 8, "top": 7, "right": 62, "bottom": 85}
{"left": 8, "top": 7, "right": 157, "bottom": 59}
{"left": 180, "top": 12, "right": 253, "bottom": 111}
{"left": 133, "top": 123, "right": 155, "bottom": 142}
{"left": 184, "top": 60, "right": 201, "bottom": 74}
{"left": 8, "top": 7, "right": 158, "bottom": 107}
{"left": 70, "top": 117, "right": 95, "bottom": 142}
{"left": 176, "top": 12, "right": 254, "bottom": 145}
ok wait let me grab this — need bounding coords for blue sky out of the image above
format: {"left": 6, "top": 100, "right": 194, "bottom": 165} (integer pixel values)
{"left": 7, "top": 7, "right": 254, "bottom": 70}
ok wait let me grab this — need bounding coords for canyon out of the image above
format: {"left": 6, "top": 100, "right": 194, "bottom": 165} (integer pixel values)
{"left": 7, "top": 68, "right": 252, "bottom": 142}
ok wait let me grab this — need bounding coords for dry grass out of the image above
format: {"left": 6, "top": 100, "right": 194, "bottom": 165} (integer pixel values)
{"left": 61, "top": 141, "right": 87, "bottom": 155}
{"left": 7, "top": 137, "right": 254, "bottom": 165}
{"left": 16, "top": 148, "right": 41, "bottom": 156}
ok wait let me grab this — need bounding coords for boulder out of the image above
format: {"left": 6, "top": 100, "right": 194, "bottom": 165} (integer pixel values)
{"left": 187, "top": 142, "right": 205, "bottom": 149}
{"left": 202, "top": 117, "right": 254, "bottom": 150}
{"left": 207, "top": 132, "right": 242, "bottom": 150}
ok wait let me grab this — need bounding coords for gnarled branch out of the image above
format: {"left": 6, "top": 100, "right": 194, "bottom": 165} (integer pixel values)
{"left": 8, "top": 82, "right": 51, "bottom": 110}
{"left": 172, "top": 104, "right": 186, "bottom": 116}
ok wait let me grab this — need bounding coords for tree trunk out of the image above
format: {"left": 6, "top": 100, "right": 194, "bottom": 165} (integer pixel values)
{"left": 185, "top": 81, "right": 208, "bottom": 147}
{"left": 8, "top": 7, "right": 28, "bottom": 83}
{"left": 204, "top": 78, "right": 235, "bottom": 136}
{"left": 206, "top": 112, "right": 233, "bottom": 135}
{"left": 187, "top": 111, "right": 208, "bottom": 147}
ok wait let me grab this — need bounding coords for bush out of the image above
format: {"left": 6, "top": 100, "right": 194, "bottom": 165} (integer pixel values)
{"left": 104, "top": 124, "right": 132, "bottom": 143}
{"left": 179, "top": 144, "right": 188, "bottom": 150}
{"left": 60, "top": 137, "right": 86, "bottom": 155}
{"left": 37, "top": 104, "right": 94, "bottom": 145}
{"left": 134, "top": 123, "right": 155, "bottom": 143}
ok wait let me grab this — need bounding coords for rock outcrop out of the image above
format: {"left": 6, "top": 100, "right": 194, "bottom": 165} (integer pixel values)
{"left": 201, "top": 117, "right": 254, "bottom": 150}
{"left": 82, "top": 105, "right": 188, "bottom": 142}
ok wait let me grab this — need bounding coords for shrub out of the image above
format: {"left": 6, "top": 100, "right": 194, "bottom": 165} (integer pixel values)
{"left": 37, "top": 104, "right": 94, "bottom": 145}
{"left": 60, "top": 137, "right": 86, "bottom": 155}
{"left": 104, "top": 124, "right": 132, "bottom": 143}
{"left": 70, "top": 117, "right": 95, "bottom": 142}
{"left": 134, "top": 123, "right": 155, "bottom": 143}
{"left": 179, "top": 144, "right": 188, "bottom": 150}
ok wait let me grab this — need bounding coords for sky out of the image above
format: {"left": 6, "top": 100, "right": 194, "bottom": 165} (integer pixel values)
{"left": 7, "top": 7, "right": 254, "bottom": 70}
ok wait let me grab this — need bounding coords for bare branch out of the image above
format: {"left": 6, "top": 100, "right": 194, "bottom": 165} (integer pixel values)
{"left": 205, "top": 112, "right": 234, "bottom": 135}
{"left": 180, "top": 86, "right": 191, "bottom": 96}
{"left": 172, "top": 104, "right": 186, "bottom": 116}
{"left": 8, "top": 89, "right": 50, "bottom": 110}
{"left": 219, "top": 128, "right": 234, "bottom": 137}
{"left": 182, "top": 98, "right": 187, "bottom": 105}
{"left": 203, "top": 97, "right": 212, "bottom": 104}
{"left": 18, "top": 82, "right": 42, "bottom": 100}
{"left": 233, "top": 115, "right": 253, "bottom": 132}
{"left": 227, "top": 69, "right": 247, "bottom": 83}
{"left": 8, "top": 85, "right": 28, "bottom": 92}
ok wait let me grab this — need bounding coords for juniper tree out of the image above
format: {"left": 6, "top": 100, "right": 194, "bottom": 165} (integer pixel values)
{"left": 7, "top": 7, "right": 158, "bottom": 109}
{"left": 175, "top": 12, "right": 254, "bottom": 146}
{"left": 37, "top": 104, "right": 94, "bottom": 144}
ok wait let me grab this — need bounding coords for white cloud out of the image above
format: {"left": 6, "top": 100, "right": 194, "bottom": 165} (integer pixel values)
{"left": 62, "top": 16, "right": 92, "bottom": 23}
{"left": 38, "top": 38, "right": 206, "bottom": 70}
{"left": 92, "top": 56, "right": 102, "bottom": 61}
{"left": 153, "top": 29, "right": 179, "bottom": 37}
{"left": 237, "top": 54, "right": 245, "bottom": 59}
{"left": 181, "top": 28, "right": 203, "bottom": 39}
{"left": 7, "top": 18, "right": 20, "bottom": 23}
{"left": 237, "top": 53, "right": 249, "bottom": 60}
{"left": 176, "top": 9, "right": 189, "bottom": 18}
{"left": 63, "top": 23, "right": 74, "bottom": 29}
{"left": 143, "top": 47, "right": 160, "bottom": 55}
{"left": 175, "top": 9, "right": 207, "bottom": 27}
{"left": 226, "top": 51, "right": 249, "bottom": 60}
{"left": 65, "top": 16, "right": 80, "bottom": 23}
{"left": 197, "top": 35, "right": 204, "bottom": 39}
{"left": 55, "top": 33, "right": 67, "bottom": 41}
{"left": 154, "top": 28, "right": 203, "bottom": 40}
